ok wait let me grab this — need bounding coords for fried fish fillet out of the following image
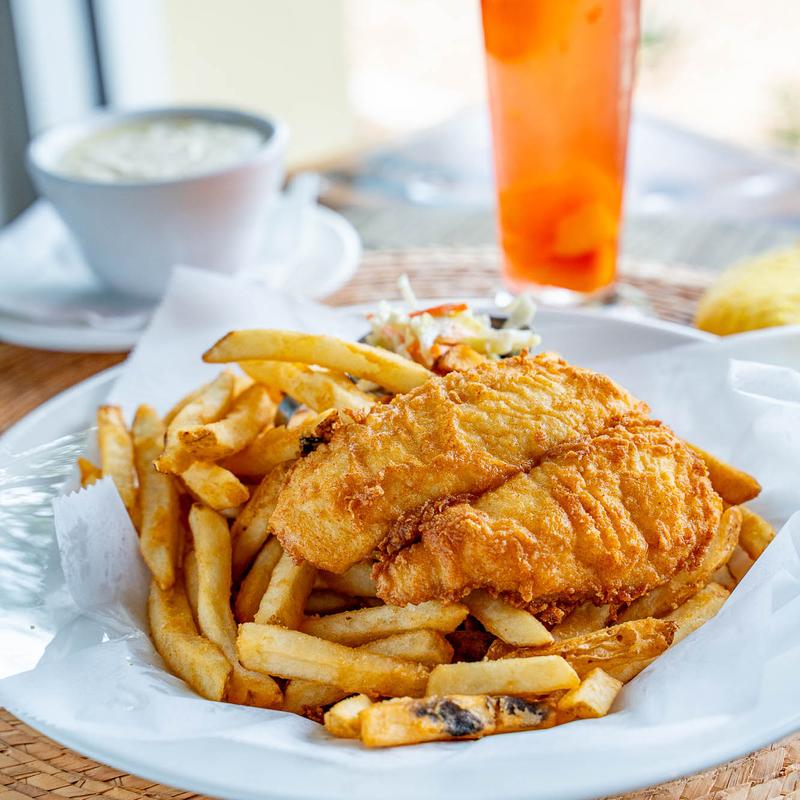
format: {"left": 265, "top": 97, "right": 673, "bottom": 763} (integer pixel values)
{"left": 270, "top": 354, "right": 647, "bottom": 572}
{"left": 374, "top": 419, "right": 723, "bottom": 620}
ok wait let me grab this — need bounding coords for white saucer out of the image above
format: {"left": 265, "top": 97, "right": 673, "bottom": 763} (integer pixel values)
{"left": 0, "top": 201, "right": 361, "bottom": 353}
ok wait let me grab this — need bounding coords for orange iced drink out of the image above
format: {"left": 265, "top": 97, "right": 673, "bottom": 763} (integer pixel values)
{"left": 481, "top": 0, "right": 640, "bottom": 296}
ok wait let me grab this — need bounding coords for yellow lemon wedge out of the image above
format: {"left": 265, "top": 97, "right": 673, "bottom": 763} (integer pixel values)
{"left": 695, "top": 245, "right": 800, "bottom": 335}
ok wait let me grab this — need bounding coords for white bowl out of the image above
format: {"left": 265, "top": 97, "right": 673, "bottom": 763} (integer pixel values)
{"left": 27, "top": 106, "right": 288, "bottom": 300}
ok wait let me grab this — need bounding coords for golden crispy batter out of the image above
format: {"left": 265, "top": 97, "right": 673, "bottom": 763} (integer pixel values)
{"left": 375, "top": 419, "right": 722, "bottom": 619}
{"left": 270, "top": 353, "right": 648, "bottom": 572}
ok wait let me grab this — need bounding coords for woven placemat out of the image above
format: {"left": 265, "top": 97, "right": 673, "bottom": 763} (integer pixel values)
{"left": 3, "top": 246, "right": 797, "bottom": 800}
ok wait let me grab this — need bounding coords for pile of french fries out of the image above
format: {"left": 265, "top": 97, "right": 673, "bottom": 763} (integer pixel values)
{"left": 79, "top": 328, "right": 774, "bottom": 748}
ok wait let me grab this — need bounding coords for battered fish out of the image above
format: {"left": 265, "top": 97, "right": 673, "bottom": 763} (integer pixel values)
{"left": 271, "top": 353, "right": 647, "bottom": 572}
{"left": 375, "top": 419, "right": 723, "bottom": 620}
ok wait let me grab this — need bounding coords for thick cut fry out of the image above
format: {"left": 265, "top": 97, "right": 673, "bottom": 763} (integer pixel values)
{"left": 283, "top": 680, "right": 349, "bottom": 716}
{"left": 148, "top": 579, "right": 231, "bottom": 701}
{"left": 231, "top": 462, "right": 292, "bottom": 578}
{"left": 727, "top": 545, "right": 754, "bottom": 582}
{"left": 283, "top": 631, "right": 454, "bottom": 716}
{"left": 97, "top": 405, "right": 138, "bottom": 525}
{"left": 242, "top": 361, "right": 375, "bottom": 412}
{"left": 305, "top": 590, "right": 357, "bottom": 615}
{"left": 426, "top": 656, "right": 579, "bottom": 697}
{"left": 557, "top": 668, "right": 622, "bottom": 719}
{"left": 300, "top": 601, "right": 469, "bottom": 646}
{"left": 181, "top": 461, "right": 249, "bottom": 511}
{"left": 235, "top": 537, "right": 284, "bottom": 623}
{"left": 254, "top": 551, "right": 316, "bottom": 629}
{"left": 78, "top": 457, "right": 101, "bottom": 487}
{"left": 324, "top": 694, "right": 373, "bottom": 739}
{"left": 465, "top": 590, "right": 552, "bottom": 646}
{"left": 664, "top": 582, "right": 730, "bottom": 644}
{"left": 317, "top": 562, "right": 377, "bottom": 597}
{"left": 619, "top": 506, "right": 741, "bottom": 622}
{"left": 204, "top": 329, "right": 432, "bottom": 394}
{"left": 175, "top": 384, "right": 276, "bottom": 461}
{"left": 158, "top": 371, "right": 235, "bottom": 473}
{"left": 133, "top": 405, "right": 181, "bottom": 590}
{"left": 551, "top": 603, "right": 612, "bottom": 641}
{"left": 237, "top": 623, "right": 429, "bottom": 697}
{"left": 738, "top": 506, "right": 776, "bottom": 560}
{"left": 491, "top": 618, "right": 677, "bottom": 683}
{"left": 690, "top": 445, "right": 761, "bottom": 505}
{"left": 359, "top": 695, "right": 555, "bottom": 747}
{"left": 189, "top": 504, "right": 282, "bottom": 708}
{"left": 221, "top": 410, "right": 336, "bottom": 477}
{"left": 359, "top": 629, "right": 454, "bottom": 666}
{"left": 183, "top": 549, "right": 200, "bottom": 625}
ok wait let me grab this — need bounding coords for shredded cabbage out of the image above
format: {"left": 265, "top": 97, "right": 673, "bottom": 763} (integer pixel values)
{"left": 365, "top": 276, "right": 541, "bottom": 367}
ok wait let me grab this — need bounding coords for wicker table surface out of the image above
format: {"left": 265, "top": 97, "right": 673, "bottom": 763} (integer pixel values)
{"left": 1, "top": 247, "right": 798, "bottom": 800}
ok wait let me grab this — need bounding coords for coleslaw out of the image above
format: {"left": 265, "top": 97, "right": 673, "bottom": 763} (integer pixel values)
{"left": 365, "top": 277, "right": 541, "bottom": 368}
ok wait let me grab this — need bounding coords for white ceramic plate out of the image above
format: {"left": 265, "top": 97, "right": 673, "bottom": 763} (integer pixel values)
{"left": 10, "top": 310, "right": 797, "bottom": 800}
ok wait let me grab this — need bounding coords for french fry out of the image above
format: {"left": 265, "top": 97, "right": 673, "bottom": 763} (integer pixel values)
{"left": 181, "top": 461, "right": 249, "bottom": 511}
{"left": 551, "top": 602, "right": 612, "bottom": 640}
{"left": 183, "top": 549, "right": 200, "bottom": 625}
{"left": 235, "top": 537, "right": 284, "bottom": 623}
{"left": 231, "top": 462, "right": 292, "bottom": 578}
{"left": 148, "top": 579, "right": 231, "bottom": 701}
{"left": 287, "top": 407, "right": 316, "bottom": 429}
{"left": 282, "top": 631, "right": 454, "bottom": 716}
{"left": 490, "top": 618, "right": 677, "bottom": 683}
{"left": 221, "top": 410, "right": 336, "bottom": 477}
{"left": 237, "top": 623, "right": 429, "bottom": 697}
{"left": 78, "top": 457, "right": 102, "bottom": 487}
{"left": 232, "top": 373, "right": 255, "bottom": 397}
{"left": 738, "top": 506, "right": 776, "bottom": 560}
{"left": 316, "top": 562, "right": 377, "bottom": 597}
{"left": 176, "top": 384, "right": 276, "bottom": 461}
{"left": 283, "top": 680, "right": 349, "bottom": 716}
{"left": 324, "top": 694, "right": 373, "bottom": 739}
{"left": 241, "top": 361, "right": 375, "bottom": 413}
{"left": 204, "top": 329, "right": 432, "bottom": 394}
{"left": 690, "top": 445, "right": 761, "bottom": 505}
{"left": 300, "top": 601, "right": 469, "bottom": 646}
{"left": 164, "top": 373, "right": 250, "bottom": 428}
{"left": 619, "top": 506, "right": 741, "bottom": 622}
{"left": 727, "top": 545, "right": 754, "bottom": 582}
{"left": 132, "top": 405, "right": 181, "bottom": 590}
{"left": 426, "top": 656, "right": 579, "bottom": 697}
{"left": 304, "top": 590, "right": 357, "bottom": 615}
{"left": 157, "top": 371, "right": 235, "bottom": 473}
{"left": 557, "top": 668, "right": 622, "bottom": 719}
{"left": 97, "top": 404, "right": 138, "bottom": 525}
{"left": 254, "top": 551, "right": 316, "bottom": 629}
{"left": 359, "top": 695, "right": 555, "bottom": 747}
{"left": 465, "top": 590, "right": 552, "bottom": 646}
{"left": 664, "top": 582, "right": 730, "bottom": 644}
{"left": 359, "top": 629, "right": 454, "bottom": 666}
{"left": 189, "top": 504, "right": 282, "bottom": 708}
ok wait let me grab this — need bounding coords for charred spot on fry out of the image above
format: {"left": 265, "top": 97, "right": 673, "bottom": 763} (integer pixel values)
{"left": 414, "top": 698, "right": 486, "bottom": 737}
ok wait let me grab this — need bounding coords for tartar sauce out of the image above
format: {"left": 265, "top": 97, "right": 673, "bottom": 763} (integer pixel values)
{"left": 58, "top": 116, "right": 265, "bottom": 182}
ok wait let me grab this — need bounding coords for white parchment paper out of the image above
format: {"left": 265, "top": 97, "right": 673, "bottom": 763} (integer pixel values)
{"left": 2, "top": 267, "right": 800, "bottom": 799}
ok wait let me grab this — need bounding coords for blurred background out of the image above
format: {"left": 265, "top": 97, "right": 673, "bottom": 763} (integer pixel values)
{"left": 2, "top": 0, "right": 799, "bottom": 264}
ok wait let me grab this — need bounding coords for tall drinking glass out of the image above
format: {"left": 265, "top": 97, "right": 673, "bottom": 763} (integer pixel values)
{"left": 481, "top": 0, "right": 640, "bottom": 300}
